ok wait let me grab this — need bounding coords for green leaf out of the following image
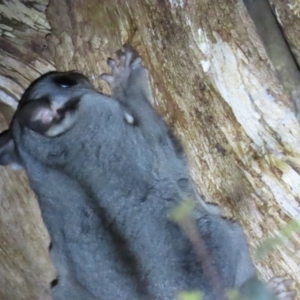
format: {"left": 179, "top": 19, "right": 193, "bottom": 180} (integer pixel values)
{"left": 177, "top": 290, "right": 203, "bottom": 300}
{"left": 170, "top": 200, "right": 195, "bottom": 223}
{"left": 255, "top": 219, "right": 300, "bottom": 259}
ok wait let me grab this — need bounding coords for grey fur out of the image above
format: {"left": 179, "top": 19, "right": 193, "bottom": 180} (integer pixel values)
{"left": 0, "top": 48, "right": 293, "bottom": 300}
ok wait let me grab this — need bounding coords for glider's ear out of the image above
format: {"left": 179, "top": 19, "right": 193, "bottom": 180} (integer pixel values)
{"left": 17, "top": 99, "right": 61, "bottom": 135}
{"left": 0, "top": 130, "right": 23, "bottom": 169}
{"left": 17, "top": 96, "right": 80, "bottom": 137}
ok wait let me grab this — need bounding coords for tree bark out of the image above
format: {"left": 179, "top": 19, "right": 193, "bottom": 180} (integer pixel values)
{"left": 244, "top": 0, "right": 300, "bottom": 121}
{"left": 0, "top": 0, "right": 299, "bottom": 299}
{"left": 269, "top": 0, "right": 300, "bottom": 66}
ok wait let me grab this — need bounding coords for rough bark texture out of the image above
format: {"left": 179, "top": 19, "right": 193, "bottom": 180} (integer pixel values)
{"left": 0, "top": 0, "right": 299, "bottom": 299}
{"left": 245, "top": 0, "right": 300, "bottom": 119}
{"left": 270, "top": 0, "right": 300, "bottom": 66}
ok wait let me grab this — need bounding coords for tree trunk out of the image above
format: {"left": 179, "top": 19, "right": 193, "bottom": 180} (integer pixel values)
{"left": 0, "top": 0, "right": 299, "bottom": 299}
{"left": 269, "top": 0, "right": 300, "bottom": 66}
